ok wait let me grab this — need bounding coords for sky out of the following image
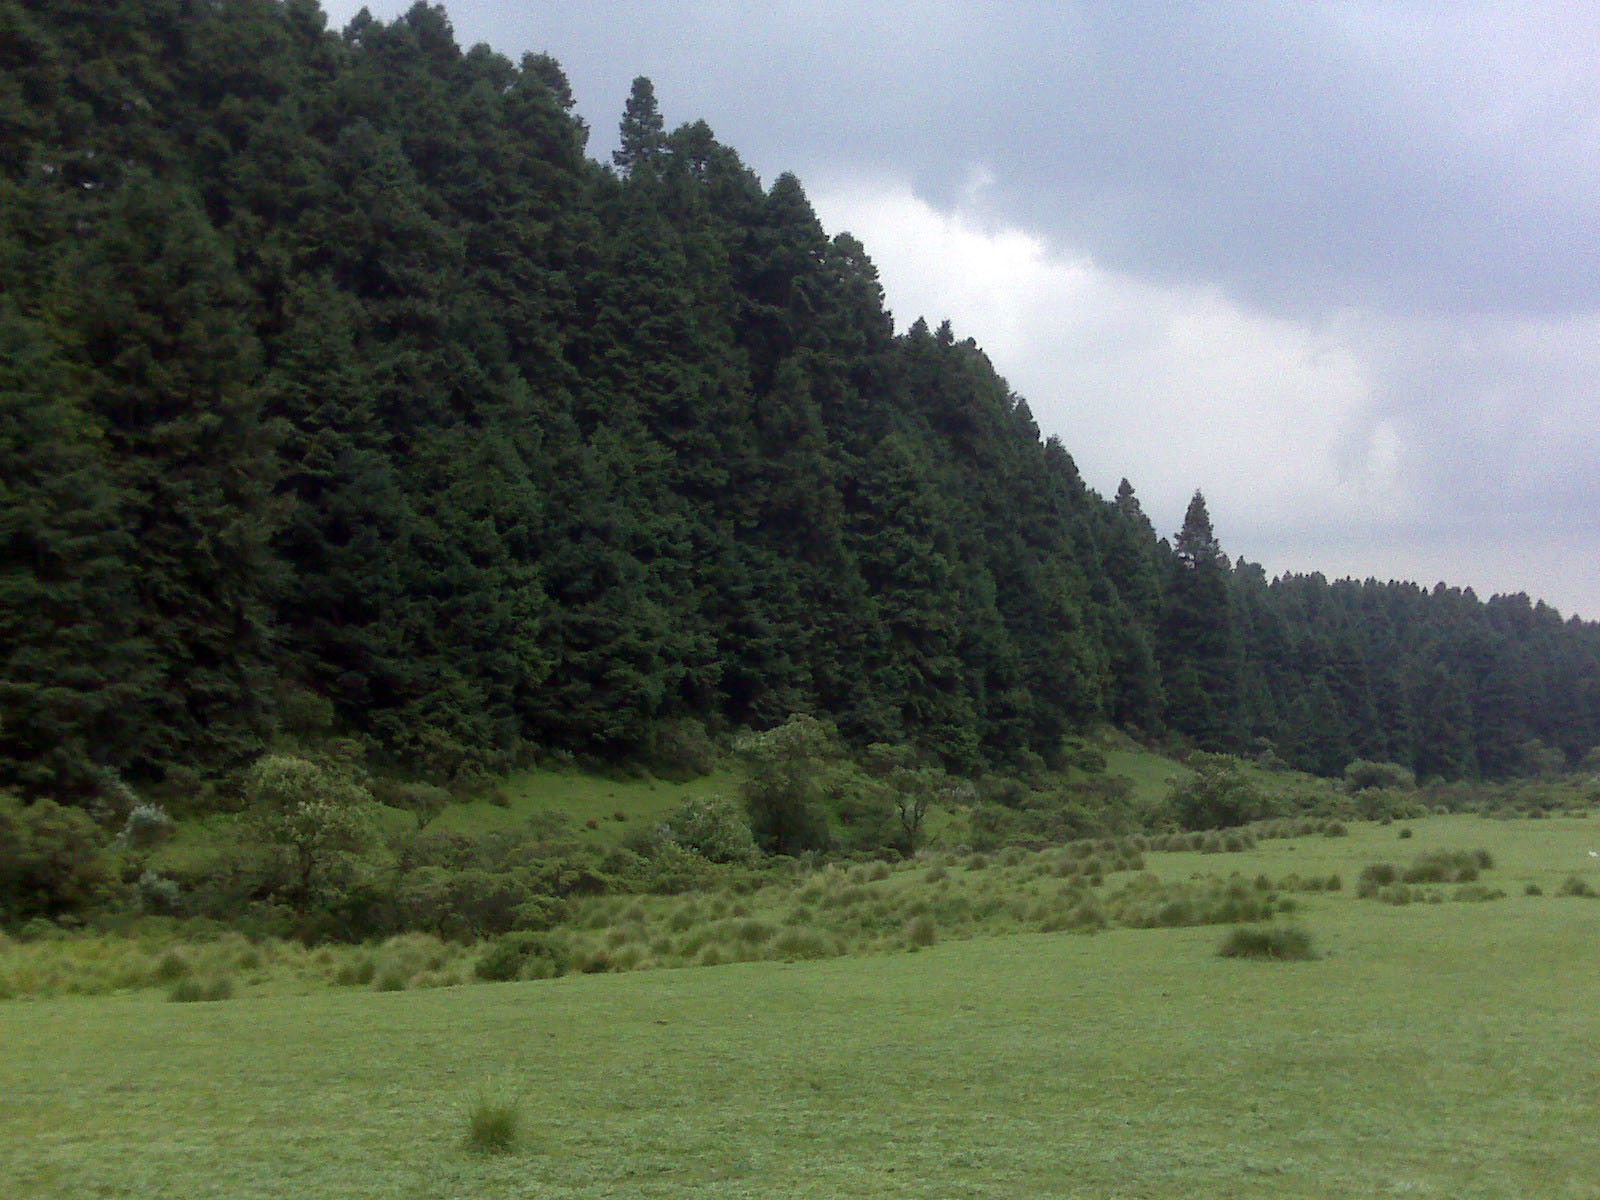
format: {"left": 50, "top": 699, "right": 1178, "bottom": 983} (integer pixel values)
{"left": 322, "top": 1, "right": 1600, "bottom": 620}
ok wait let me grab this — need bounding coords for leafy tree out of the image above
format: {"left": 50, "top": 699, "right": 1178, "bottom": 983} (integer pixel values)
{"left": 735, "top": 714, "right": 837, "bottom": 855}
{"left": 245, "top": 753, "right": 374, "bottom": 911}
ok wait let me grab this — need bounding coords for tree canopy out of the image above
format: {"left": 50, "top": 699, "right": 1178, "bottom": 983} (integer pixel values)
{"left": 4, "top": 0, "right": 1599, "bottom": 804}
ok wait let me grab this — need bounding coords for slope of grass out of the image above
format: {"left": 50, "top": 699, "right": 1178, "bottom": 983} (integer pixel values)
{"left": 4, "top": 861, "right": 1599, "bottom": 1199}
{"left": 434, "top": 766, "right": 746, "bottom": 842}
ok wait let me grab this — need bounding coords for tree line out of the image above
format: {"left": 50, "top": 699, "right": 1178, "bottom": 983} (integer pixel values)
{"left": 3, "top": 0, "right": 1598, "bottom": 806}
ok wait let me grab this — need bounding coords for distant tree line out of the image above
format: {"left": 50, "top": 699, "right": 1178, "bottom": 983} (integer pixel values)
{"left": 3, "top": 0, "right": 1599, "bottom": 805}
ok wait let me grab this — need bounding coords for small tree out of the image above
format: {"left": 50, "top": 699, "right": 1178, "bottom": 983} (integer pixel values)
{"left": 1169, "top": 753, "right": 1263, "bottom": 831}
{"left": 735, "top": 715, "right": 835, "bottom": 855}
{"left": 861, "top": 743, "right": 973, "bottom": 854}
{"left": 245, "top": 754, "right": 374, "bottom": 911}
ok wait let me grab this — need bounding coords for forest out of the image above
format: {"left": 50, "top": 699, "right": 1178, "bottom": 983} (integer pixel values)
{"left": 5, "top": 0, "right": 1600, "bottom": 814}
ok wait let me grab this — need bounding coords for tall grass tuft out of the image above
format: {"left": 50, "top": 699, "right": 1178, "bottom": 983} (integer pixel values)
{"left": 167, "top": 974, "right": 235, "bottom": 1003}
{"left": 465, "top": 1083, "right": 521, "bottom": 1154}
{"left": 1217, "top": 924, "right": 1317, "bottom": 961}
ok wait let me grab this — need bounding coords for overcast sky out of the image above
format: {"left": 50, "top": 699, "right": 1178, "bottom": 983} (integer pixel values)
{"left": 322, "top": 1, "right": 1600, "bottom": 619}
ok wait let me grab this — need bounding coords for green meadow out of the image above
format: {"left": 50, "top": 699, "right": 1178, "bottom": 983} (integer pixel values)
{"left": 5, "top": 813, "right": 1600, "bottom": 1199}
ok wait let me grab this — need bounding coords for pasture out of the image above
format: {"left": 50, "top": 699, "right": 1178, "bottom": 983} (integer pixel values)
{"left": 4, "top": 813, "right": 1599, "bottom": 1199}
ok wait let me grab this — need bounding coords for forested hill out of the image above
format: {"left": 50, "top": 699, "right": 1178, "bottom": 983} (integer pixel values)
{"left": 3, "top": 0, "right": 1599, "bottom": 802}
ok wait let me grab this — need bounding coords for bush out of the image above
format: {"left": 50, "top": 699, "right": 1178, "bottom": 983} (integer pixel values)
{"left": 1217, "top": 925, "right": 1317, "bottom": 961}
{"left": 0, "top": 794, "right": 114, "bottom": 921}
{"left": 168, "top": 975, "right": 234, "bottom": 1003}
{"left": 656, "top": 796, "right": 757, "bottom": 864}
{"left": 1344, "top": 761, "right": 1416, "bottom": 793}
{"left": 119, "top": 802, "right": 175, "bottom": 849}
{"left": 1358, "top": 863, "right": 1398, "bottom": 892}
{"left": 1402, "top": 850, "right": 1490, "bottom": 884}
{"left": 1557, "top": 875, "right": 1597, "bottom": 898}
{"left": 647, "top": 718, "right": 719, "bottom": 782}
{"left": 475, "top": 931, "right": 570, "bottom": 982}
{"left": 1169, "top": 754, "right": 1264, "bottom": 831}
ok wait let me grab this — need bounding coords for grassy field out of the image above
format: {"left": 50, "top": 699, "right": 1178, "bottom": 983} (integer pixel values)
{"left": 5, "top": 813, "right": 1600, "bottom": 1198}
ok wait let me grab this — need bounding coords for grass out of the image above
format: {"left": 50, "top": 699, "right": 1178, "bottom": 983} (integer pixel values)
{"left": 465, "top": 1083, "right": 521, "bottom": 1153}
{"left": 4, "top": 872, "right": 1599, "bottom": 1198}
{"left": 1217, "top": 923, "right": 1317, "bottom": 960}
{"left": 435, "top": 765, "right": 747, "bottom": 843}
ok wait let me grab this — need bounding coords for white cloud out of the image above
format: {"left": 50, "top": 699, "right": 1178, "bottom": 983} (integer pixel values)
{"left": 812, "top": 178, "right": 1409, "bottom": 538}
{"left": 812, "top": 177, "right": 1600, "bottom": 619}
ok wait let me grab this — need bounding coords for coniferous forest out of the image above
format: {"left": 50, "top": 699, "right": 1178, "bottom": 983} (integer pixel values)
{"left": 5, "top": 0, "right": 1600, "bottom": 807}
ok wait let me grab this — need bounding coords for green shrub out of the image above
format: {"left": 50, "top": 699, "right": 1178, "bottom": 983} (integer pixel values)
{"left": 1217, "top": 925, "right": 1317, "bottom": 961}
{"left": 1169, "top": 754, "right": 1264, "bottom": 831}
{"left": 475, "top": 931, "right": 570, "bottom": 982}
{"left": 655, "top": 796, "right": 756, "bottom": 864}
{"left": 334, "top": 957, "right": 376, "bottom": 986}
{"left": 1402, "top": 849, "right": 1491, "bottom": 884}
{"left": 0, "top": 794, "right": 114, "bottom": 921}
{"left": 1524, "top": 882, "right": 1543, "bottom": 896}
{"left": 154, "top": 949, "right": 191, "bottom": 982}
{"left": 168, "top": 975, "right": 234, "bottom": 1003}
{"left": 904, "top": 916, "right": 937, "bottom": 947}
{"left": 1557, "top": 875, "right": 1597, "bottom": 898}
{"left": 1397, "top": 827, "right": 1413, "bottom": 839}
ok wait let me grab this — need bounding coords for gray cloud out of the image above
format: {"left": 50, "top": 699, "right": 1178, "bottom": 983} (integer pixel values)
{"left": 328, "top": 1, "right": 1600, "bottom": 318}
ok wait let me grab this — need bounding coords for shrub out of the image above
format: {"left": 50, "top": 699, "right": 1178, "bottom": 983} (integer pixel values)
{"left": 465, "top": 1085, "right": 521, "bottom": 1154}
{"left": 1217, "top": 925, "right": 1317, "bottom": 961}
{"left": 1402, "top": 850, "right": 1490, "bottom": 884}
{"left": 904, "top": 916, "right": 937, "bottom": 947}
{"left": 168, "top": 975, "right": 234, "bottom": 1003}
{"left": 1557, "top": 875, "right": 1597, "bottom": 898}
{"left": 154, "top": 949, "right": 191, "bottom": 982}
{"left": 1398, "top": 826, "right": 1413, "bottom": 839}
{"left": 373, "top": 967, "right": 408, "bottom": 992}
{"left": 656, "top": 796, "right": 757, "bottom": 864}
{"left": 1169, "top": 754, "right": 1264, "bottom": 831}
{"left": 1343, "top": 760, "right": 1416, "bottom": 793}
{"left": 647, "top": 718, "right": 719, "bottom": 782}
{"left": 475, "top": 931, "right": 570, "bottom": 982}
{"left": 1524, "top": 882, "right": 1543, "bottom": 896}
{"left": 0, "top": 794, "right": 114, "bottom": 921}
{"left": 119, "top": 802, "right": 176, "bottom": 849}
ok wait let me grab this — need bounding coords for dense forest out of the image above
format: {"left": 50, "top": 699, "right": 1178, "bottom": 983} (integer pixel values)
{"left": 4, "top": 0, "right": 1599, "bottom": 808}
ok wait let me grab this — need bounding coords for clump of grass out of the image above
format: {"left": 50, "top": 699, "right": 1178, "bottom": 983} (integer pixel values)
{"left": 153, "top": 948, "right": 191, "bottom": 983}
{"left": 335, "top": 957, "right": 376, "bottom": 987}
{"left": 1524, "top": 882, "right": 1543, "bottom": 896}
{"left": 465, "top": 1084, "right": 521, "bottom": 1154}
{"left": 1217, "top": 924, "right": 1317, "bottom": 961}
{"left": 1402, "top": 849, "right": 1491, "bottom": 884}
{"left": 373, "top": 967, "right": 408, "bottom": 992}
{"left": 167, "top": 974, "right": 234, "bottom": 1003}
{"left": 1557, "top": 875, "right": 1597, "bottom": 898}
{"left": 1398, "top": 827, "right": 1414, "bottom": 839}
{"left": 904, "top": 916, "right": 937, "bottom": 947}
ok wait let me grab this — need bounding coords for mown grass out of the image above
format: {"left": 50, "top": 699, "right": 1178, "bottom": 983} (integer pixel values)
{"left": 4, "top": 870, "right": 1599, "bottom": 1199}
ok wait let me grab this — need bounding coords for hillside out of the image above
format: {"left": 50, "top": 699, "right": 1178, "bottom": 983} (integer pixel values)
{"left": 4, "top": 0, "right": 1600, "bottom": 807}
